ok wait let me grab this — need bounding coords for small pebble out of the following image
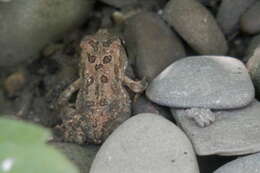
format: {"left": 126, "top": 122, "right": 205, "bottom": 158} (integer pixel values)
{"left": 214, "top": 152, "right": 260, "bottom": 173}
{"left": 240, "top": 1, "right": 260, "bottom": 35}
{"left": 90, "top": 113, "right": 199, "bottom": 173}
{"left": 124, "top": 11, "right": 185, "bottom": 81}
{"left": 163, "top": 0, "right": 228, "bottom": 55}
{"left": 146, "top": 56, "right": 254, "bottom": 109}
{"left": 171, "top": 100, "right": 260, "bottom": 156}
{"left": 4, "top": 71, "right": 26, "bottom": 97}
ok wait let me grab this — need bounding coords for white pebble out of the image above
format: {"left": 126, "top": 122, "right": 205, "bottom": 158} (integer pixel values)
{"left": 1, "top": 158, "right": 15, "bottom": 172}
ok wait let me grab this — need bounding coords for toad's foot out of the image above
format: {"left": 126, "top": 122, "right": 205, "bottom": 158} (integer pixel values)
{"left": 54, "top": 122, "right": 86, "bottom": 144}
{"left": 123, "top": 76, "right": 148, "bottom": 93}
{"left": 54, "top": 113, "right": 87, "bottom": 144}
{"left": 185, "top": 108, "right": 215, "bottom": 127}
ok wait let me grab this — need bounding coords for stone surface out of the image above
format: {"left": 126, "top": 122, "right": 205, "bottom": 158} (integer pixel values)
{"left": 90, "top": 113, "right": 199, "bottom": 173}
{"left": 0, "top": 89, "right": 13, "bottom": 115}
{"left": 124, "top": 11, "right": 185, "bottom": 81}
{"left": 171, "top": 100, "right": 260, "bottom": 156}
{"left": 198, "top": 0, "right": 218, "bottom": 6}
{"left": 146, "top": 56, "right": 255, "bottom": 109}
{"left": 98, "top": 0, "right": 137, "bottom": 8}
{"left": 217, "top": 0, "right": 256, "bottom": 36}
{"left": 247, "top": 47, "right": 260, "bottom": 97}
{"left": 132, "top": 95, "right": 172, "bottom": 120}
{"left": 240, "top": 1, "right": 260, "bottom": 35}
{"left": 50, "top": 142, "right": 99, "bottom": 173}
{"left": 98, "top": 0, "right": 167, "bottom": 9}
{"left": 245, "top": 34, "right": 260, "bottom": 61}
{"left": 0, "top": 0, "right": 94, "bottom": 67}
{"left": 163, "top": 0, "right": 227, "bottom": 55}
{"left": 214, "top": 153, "right": 260, "bottom": 173}
{"left": 138, "top": 0, "right": 168, "bottom": 10}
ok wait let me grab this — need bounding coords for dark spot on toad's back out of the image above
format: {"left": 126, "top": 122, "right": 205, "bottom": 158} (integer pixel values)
{"left": 101, "top": 75, "right": 108, "bottom": 83}
{"left": 103, "top": 55, "right": 112, "bottom": 64}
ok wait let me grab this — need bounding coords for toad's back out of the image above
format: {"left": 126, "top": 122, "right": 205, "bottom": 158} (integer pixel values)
{"left": 76, "top": 29, "right": 131, "bottom": 143}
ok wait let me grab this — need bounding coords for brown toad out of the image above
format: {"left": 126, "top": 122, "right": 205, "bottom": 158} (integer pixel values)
{"left": 55, "top": 29, "right": 146, "bottom": 144}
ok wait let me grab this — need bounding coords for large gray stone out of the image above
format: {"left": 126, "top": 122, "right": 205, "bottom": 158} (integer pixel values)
{"left": 171, "top": 100, "right": 260, "bottom": 156}
{"left": 214, "top": 153, "right": 260, "bottom": 173}
{"left": 146, "top": 56, "right": 255, "bottom": 109}
{"left": 163, "top": 0, "right": 228, "bottom": 55}
{"left": 90, "top": 113, "right": 199, "bottom": 173}
{"left": 124, "top": 11, "right": 185, "bottom": 81}
{"left": 217, "top": 0, "right": 256, "bottom": 36}
{"left": 0, "top": 0, "right": 94, "bottom": 67}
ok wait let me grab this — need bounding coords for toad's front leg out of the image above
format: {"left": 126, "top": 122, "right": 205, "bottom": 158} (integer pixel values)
{"left": 57, "top": 79, "right": 81, "bottom": 108}
{"left": 185, "top": 108, "right": 216, "bottom": 127}
{"left": 123, "top": 76, "right": 147, "bottom": 93}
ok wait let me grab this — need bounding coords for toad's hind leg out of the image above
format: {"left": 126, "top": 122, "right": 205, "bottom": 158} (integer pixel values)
{"left": 55, "top": 112, "right": 87, "bottom": 144}
{"left": 123, "top": 76, "right": 147, "bottom": 93}
{"left": 186, "top": 108, "right": 216, "bottom": 127}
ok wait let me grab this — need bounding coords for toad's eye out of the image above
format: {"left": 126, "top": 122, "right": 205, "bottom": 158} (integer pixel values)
{"left": 88, "top": 40, "right": 98, "bottom": 51}
{"left": 88, "top": 55, "right": 96, "bottom": 63}
{"left": 103, "top": 55, "right": 112, "bottom": 64}
{"left": 102, "top": 40, "right": 112, "bottom": 47}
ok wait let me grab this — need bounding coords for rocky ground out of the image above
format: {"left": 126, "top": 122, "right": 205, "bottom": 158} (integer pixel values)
{"left": 1, "top": 0, "right": 260, "bottom": 173}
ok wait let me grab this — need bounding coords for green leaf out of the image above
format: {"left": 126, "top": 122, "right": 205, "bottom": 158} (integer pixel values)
{"left": 0, "top": 118, "right": 79, "bottom": 173}
{"left": 0, "top": 118, "right": 50, "bottom": 144}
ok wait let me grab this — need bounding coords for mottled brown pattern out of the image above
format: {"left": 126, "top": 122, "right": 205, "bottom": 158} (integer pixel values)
{"left": 55, "top": 29, "right": 147, "bottom": 144}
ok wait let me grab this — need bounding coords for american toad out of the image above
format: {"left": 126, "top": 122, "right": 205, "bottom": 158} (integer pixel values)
{"left": 55, "top": 29, "right": 146, "bottom": 144}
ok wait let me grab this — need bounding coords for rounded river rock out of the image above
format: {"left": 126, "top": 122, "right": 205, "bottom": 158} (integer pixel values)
{"left": 90, "top": 113, "right": 199, "bottom": 173}
{"left": 124, "top": 11, "right": 185, "bottom": 81}
{"left": 240, "top": 1, "right": 260, "bottom": 35}
{"left": 172, "top": 100, "right": 260, "bottom": 156}
{"left": 247, "top": 47, "right": 260, "bottom": 96}
{"left": 0, "top": 0, "right": 94, "bottom": 67}
{"left": 146, "top": 56, "right": 255, "bottom": 109}
{"left": 163, "top": 0, "right": 228, "bottom": 55}
{"left": 214, "top": 153, "right": 260, "bottom": 173}
{"left": 217, "top": 0, "right": 256, "bottom": 36}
